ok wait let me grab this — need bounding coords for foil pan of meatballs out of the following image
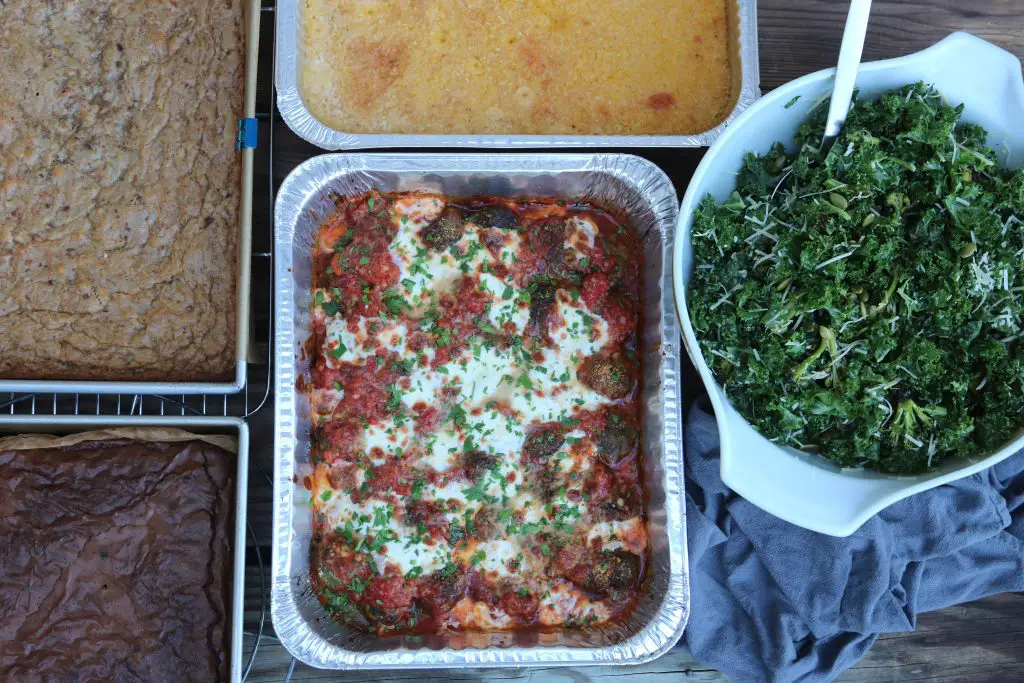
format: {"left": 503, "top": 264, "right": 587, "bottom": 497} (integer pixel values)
{"left": 271, "top": 153, "right": 687, "bottom": 668}
{"left": 275, "top": 0, "right": 759, "bottom": 149}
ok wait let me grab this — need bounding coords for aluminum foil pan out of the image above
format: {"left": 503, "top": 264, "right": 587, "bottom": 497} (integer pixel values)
{"left": 272, "top": 153, "right": 687, "bottom": 668}
{"left": 0, "top": 0, "right": 261, "bottom": 395}
{"left": 0, "top": 415, "right": 249, "bottom": 683}
{"left": 275, "top": 0, "right": 759, "bottom": 149}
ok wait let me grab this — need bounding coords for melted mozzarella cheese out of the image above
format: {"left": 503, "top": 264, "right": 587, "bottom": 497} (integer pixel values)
{"left": 364, "top": 419, "right": 413, "bottom": 464}
{"left": 423, "top": 428, "right": 462, "bottom": 471}
{"left": 501, "top": 289, "right": 612, "bottom": 421}
{"left": 323, "top": 316, "right": 409, "bottom": 367}
{"left": 442, "top": 344, "right": 516, "bottom": 401}
{"left": 586, "top": 517, "right": 646, "bottom": 555}
{"left": 431, "top": 478, "right": 471, "bottom": 509}
{"left": 565, "top": 215, "right": 597, "bottom": 256}
{"left": 389, "top": 197, "right": 462, "bottom": 304}
{"left": 401, "top": 362, "right": 450, "bottom": 408}
{"left": 457, "top": 539, "right": 519, "bottom": 576}
{"left": 323, "top": 317, "right": 364, "bottom": 366}
{"left": 315, "top": 483, "right": 451, "bottom": 575}
{"left": 472, "top": 407, "right": 527, "bottom": 456}
{"left": 538, "top": 582, "right": 611, "bottom": 626}
{"left": 508, "top": 490, "right": 546, "bottom": 525}
{"left": 497, "top": 231, "right": 522, "bottom": 266}
{"left": 375, "top": 538, "right": 448, "bottom": 577}
{"left": 548, "top": 289, "right": 609, "bottom": 359}
{"left": 478, "top": 273, "right": 530, "bottom": 334}
{"left": 446, "top": 598, "right": 513, "bottom": 630}
{"left": 392, "top": 195, "right": 445, "bottom": 223}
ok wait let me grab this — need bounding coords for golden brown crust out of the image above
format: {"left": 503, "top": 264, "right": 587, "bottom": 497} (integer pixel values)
{"left": 0, "top": 0, "right": 245, "bottom": 382}
{"left": 299, "top": 0, "right": 737, "bottom": 136}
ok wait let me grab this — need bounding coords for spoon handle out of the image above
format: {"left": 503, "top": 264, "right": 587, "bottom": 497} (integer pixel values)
{"left": 823, "top": 0, "right": 873, "bottom": 143}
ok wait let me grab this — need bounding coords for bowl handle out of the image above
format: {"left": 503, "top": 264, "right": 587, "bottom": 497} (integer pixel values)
{"left": 903, "top": 32, "right": 1024, "bottom": 161}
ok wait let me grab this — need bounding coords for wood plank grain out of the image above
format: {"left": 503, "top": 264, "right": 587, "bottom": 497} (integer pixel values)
{"left": 239, "top": 594, "right": 1024, "bottom": 683}
{"left": 758, "top": 0, "right": 1024, "bottom": 90}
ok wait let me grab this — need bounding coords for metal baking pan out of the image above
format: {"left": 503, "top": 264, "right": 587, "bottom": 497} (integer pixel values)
{"left": 275, "top": 0, "right": 759, "bottom": 149}
{"left": 0, "top": 415, "right": 249, "bottom": 683}
{"left": 271, "top": 153, "right": 687, "bottom": 668}
{"left": 0, "top": 0, "right": 260, "bottom": 395}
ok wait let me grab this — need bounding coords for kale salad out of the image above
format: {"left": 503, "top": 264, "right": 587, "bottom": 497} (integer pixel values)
{"left": 689, "top": 83, "right": 1024, "bottom": 474}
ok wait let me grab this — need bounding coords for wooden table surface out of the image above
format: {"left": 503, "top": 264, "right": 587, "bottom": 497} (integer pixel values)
{"left": 244, "top": 2, "right": 1024, "bottom": 680}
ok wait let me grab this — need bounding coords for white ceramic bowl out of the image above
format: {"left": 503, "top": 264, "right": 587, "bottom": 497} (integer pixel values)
{"left": 674, "top": 32, "right": 1024, "bottom": 537}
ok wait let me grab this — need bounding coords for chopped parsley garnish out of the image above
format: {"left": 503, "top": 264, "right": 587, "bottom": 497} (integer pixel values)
{"left": 515, "top": 373, "right": 534, "bottom": 391}
{"left": 319, "top": 489, "right": 332, "bottom": 502}
{"left": 385, "top": 384, "right": 403, "bottom": 412}
{"left": 315, "top": 290, "right": 341, "bottom": 317}
{"left": 447, "top": 403, "right": 468, "bottom": 429}
{"left": 469, "top": 550, "right": 487, "bottom": 568}
{"left": 462, "top": 477, "right": 498, "bottom": 504}
{"left": 382, "top": 290, "right": 410, "bottom": 316}
{"left": 476, "top": 320, "right": 499, "bottom": 335}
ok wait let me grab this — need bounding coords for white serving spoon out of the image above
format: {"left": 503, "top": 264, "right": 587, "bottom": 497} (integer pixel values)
{"left": 822, "top": 0, "right": 874, "bottom": 146}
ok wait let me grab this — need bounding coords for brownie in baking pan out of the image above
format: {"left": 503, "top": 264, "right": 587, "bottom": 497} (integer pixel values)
{"left": 0, "top": 437, "right": 235, "bottom": 682}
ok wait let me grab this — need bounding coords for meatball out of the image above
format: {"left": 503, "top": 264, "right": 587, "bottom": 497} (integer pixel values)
{"left": 359, "top": 576, "right": 419, "bottom": 630}
{"left": 523, "top": 427, "right": 565, "bottom": 462}
{"left": 421, "top": 207, "right": 465, "bottom": 250}
{"left": 593, "top": 489, "right": 643, "bottom": 522}
{"left": 498, "top": 589, "right": 540, "bottom": 621}
{"left": 577, "top": 551, "right": 642, "bottom": 595}
{"left": 595, "top": 550, "right": 642, "bottom": 590}
{"left": 583, "top": 357, "right": 633, "bottom": 400}
{"left": 404, "top": 500, "right": 448, "bottom": 537}
{"left": 529, "top": 218, "right": 569, "bottom": 272}
{"left": 527, "top": 281, "right": 556, "bottom": 334}
{"left": 471, "top": 205, "right": 519, "bottom": 231}
{"left": 347, "top": 191, "right": 394, "bottom": 239}
{"left": 419, "top": 569, "right": 467, "bottom": 615}
{"left": 596, "top": 418, "right": 638, "bottom": 467}
{"left": 527, "top": 464, "right": 562, "bottom": 502}
{"left": 470, "top": 506, "right": 503, "bottom": 541}
{"left": 463, "top": 449, "right": 499, "bottom": 481}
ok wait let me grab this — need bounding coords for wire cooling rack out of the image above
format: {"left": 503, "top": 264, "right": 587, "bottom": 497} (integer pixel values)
{"left": 0, "top": 11, "right": 276, "bottom": 420}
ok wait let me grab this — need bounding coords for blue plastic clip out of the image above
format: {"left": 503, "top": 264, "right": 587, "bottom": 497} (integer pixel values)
{"left": 236, "top": 117, "right": 258, "bottom": 150}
